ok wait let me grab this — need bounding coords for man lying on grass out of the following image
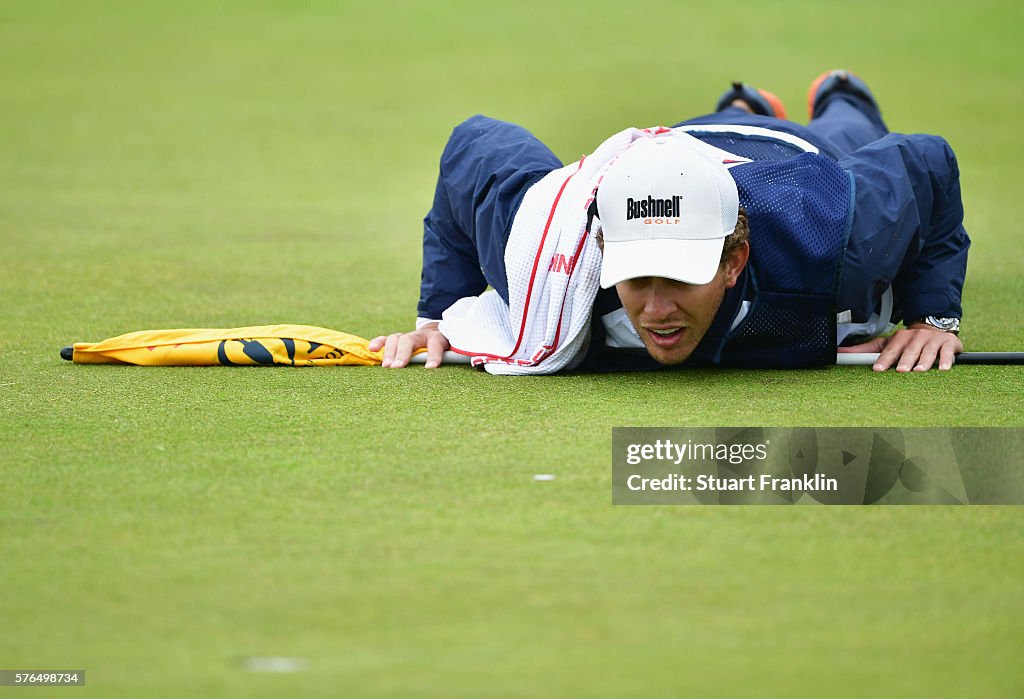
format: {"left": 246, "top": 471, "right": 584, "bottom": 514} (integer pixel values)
{"left": 370, "top": 70, "right": 968, "bottom": 375}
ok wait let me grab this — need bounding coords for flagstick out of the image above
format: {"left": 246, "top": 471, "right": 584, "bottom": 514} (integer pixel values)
{"left": 59, "top": 346, "right": 1021, "bottom": 367}
{"left": 409, "top": 351, "right": 473, "bottom": 365}
{"left": 835, "top": 352, "right": 1024, "bottom": 366}
{"left": 420, "top": 352, "right": 1024, "bottom": 367}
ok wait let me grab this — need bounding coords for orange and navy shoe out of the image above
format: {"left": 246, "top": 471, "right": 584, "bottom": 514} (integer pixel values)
{"left": 715, "top": 81, "right": 788, "bottom": 119}
{"left": 807, "top": 69, "right": 878, "bottom": 119}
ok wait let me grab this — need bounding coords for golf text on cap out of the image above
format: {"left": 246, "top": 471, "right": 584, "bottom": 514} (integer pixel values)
{"left": 626, "top": 195, "right": 682, "bottom": 222}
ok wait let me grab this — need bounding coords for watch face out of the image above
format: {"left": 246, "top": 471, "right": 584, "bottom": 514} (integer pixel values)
{"left": 925, "top": 316, "right": 960, "bottom": 332}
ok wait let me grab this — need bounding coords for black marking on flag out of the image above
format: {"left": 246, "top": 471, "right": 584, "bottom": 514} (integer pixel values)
{"left": 217, "top": 340, "right": 236, "bottom": 366}
{"left": 240, "top": 339, "right": 274, "bottom": 365}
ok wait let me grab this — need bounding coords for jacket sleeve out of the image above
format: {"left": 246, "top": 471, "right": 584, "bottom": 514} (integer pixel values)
{"left": 838, "top": 133, "right": 970, "bottom": 325}
{"left": 417, "top": 116, "right": 561, "bottom": 321}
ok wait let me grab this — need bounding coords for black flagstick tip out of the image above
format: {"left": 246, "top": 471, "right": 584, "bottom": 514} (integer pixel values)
{"left": 60, "top": 346, "right": 74, "bottom": 361}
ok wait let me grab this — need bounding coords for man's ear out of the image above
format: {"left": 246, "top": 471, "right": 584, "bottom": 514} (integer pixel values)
{"left": 722, "top": 241, "right": 750, "bottom": 289}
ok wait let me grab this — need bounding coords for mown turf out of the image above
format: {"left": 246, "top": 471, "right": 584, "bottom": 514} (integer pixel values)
{"left": 2, "top": 1, "right": 1023, "bottom": 696}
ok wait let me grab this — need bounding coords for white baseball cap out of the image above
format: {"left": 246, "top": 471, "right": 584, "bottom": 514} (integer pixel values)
{"left": 596, "top": 135, "right": 740, "bottom": 288}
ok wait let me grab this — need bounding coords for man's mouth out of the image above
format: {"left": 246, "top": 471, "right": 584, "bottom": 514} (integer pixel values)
{"left": 645, "top": 327, "right": 685, "bottom": 348}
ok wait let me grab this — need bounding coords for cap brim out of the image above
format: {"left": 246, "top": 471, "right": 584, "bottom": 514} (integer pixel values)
{"left": 599, "top": 237, "right": 726, "bottom": 288}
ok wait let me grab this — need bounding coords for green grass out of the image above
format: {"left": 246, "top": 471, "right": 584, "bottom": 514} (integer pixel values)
{"left": 2, "top": 1, "right": 1023, "bottom": 696}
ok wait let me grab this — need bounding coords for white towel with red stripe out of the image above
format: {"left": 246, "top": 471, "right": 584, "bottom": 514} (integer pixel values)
{"left": 439, "top": 127, "right": 746, "bottom": 375}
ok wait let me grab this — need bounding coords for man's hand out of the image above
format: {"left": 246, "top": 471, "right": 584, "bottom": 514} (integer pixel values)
{"left": 368, "top": 322, "right": 451, "bottom": 369}
{"left": 837, "top": 324, "right": 963, "bottom": 372}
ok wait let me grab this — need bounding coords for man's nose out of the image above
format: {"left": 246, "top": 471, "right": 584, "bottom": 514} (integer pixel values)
{"left": 643, "top": 282, "right": 676, "bottom": 318}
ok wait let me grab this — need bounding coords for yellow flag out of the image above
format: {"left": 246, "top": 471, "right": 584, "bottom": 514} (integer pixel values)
{"left": 70, "top": 325, "right": 394, "bottom": 366}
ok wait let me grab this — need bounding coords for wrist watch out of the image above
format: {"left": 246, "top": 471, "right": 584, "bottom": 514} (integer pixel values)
{"left": 915, "top": 315, "right": 960, "bottom": 335}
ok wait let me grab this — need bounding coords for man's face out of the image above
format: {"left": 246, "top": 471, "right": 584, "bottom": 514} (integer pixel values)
{"left": 614, "top": 244, "right": 748, "bottom": 365}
